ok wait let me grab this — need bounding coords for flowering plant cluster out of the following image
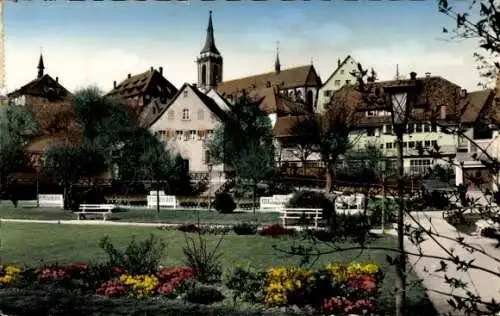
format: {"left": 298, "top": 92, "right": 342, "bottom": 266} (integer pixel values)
{"left": 259, "top": 224, "right": 294, "bottom": 237}
{"left": 262, "top": 262, "right": 382, "bottom": 314}
{"left": 96, "top": 266, "right": 197, "bottom": 298}
{"left": 0, "top": 265, "right": 22, "bottom": 287}
{"left": 37, "top": 263, "right": 89, "bottom": 281}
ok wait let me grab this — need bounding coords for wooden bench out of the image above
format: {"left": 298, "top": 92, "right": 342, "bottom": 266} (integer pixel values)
{"left": 281, "top": 208, "right": 323, "bottom": 230}
{"left": 147, "top": 195, "right": 177, "bottom": 209}
{"left": 259, "top": 194, "right": 293, "bottom": 212}
{"left": 18, "top": 200, "right": 38, "bottom": 208}
{"left": 76, "top": 204, "right": 116, "bottom": 220}
{"left": 38, "top": 194, "right": 64, "bottom": 208}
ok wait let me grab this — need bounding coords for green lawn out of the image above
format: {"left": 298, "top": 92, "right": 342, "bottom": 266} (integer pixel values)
{"left": 0, "top": 222, "right": 436, "bottom": 314}
{"left": 0, "top": 201, "right": 280, "bottom": 224}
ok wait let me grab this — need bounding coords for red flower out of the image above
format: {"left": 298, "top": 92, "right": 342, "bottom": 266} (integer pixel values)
{"left": 110, "top": 266, "right": 127, "bottom": 276}
{"left": 322, "top": 296, "right": 376, "bottom": 314}
{"left": 156, "top": 266, "right": 197, "bottom": 296}
{"left": 347, "top": 274, "right": 378, "bottom": 294}
{"left": 96, "top": 280, "right": 127, "bottom": 297}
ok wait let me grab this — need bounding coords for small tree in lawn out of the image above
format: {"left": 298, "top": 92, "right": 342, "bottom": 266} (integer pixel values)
{"left": 207, "top": 94, "right": 275, "bottom": 210}
{"left": 41, "top": 144, "right": 105, "bottom": 209}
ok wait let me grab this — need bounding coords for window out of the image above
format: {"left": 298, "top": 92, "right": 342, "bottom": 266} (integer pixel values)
{"left": 345, "top": 80, "right": 351, "bottom": 85}
{"left": 409, "top": 141, "right": 415, "bottom": 148}
{"left": 403, "top": 142, "right": 408, "bottom": 148}
{"left": 182, "top": 108, "right": 190, "bottom": 120}
{"left": 334, "top": 80, "right": 341, "bottom": 86}
{"left": 183, "top": 131, "right": 189, "bottom": 141}
{"left": 168, "top": 110, "right": 175, "bottom": 121}
{"left": 207, "top": 130, "right": 214, "bottom": 137}
{"left": 431, "top": 140, "right": 438, "bottom": 147}
{"left": 324, "top": 90, "right": 332, "bottom": 97}
{"left": 415, "top": 123, "right": 423, "bottom": 133}
{"left": 366, "top": 128, "right": 375, "bottom": 137}
{"left": 380, "top": 143, "right": 384, "bottom": 149}
{"left": 205, "top": 150, "right": 211, "bottom": 165}
{"left": 410, "top": 159, "right": 431, "bottom": 173}
{"left": 340, "top": 69, "right": 345, "bottom": 74}
{"left": 386, "top": 142, "right": 393, "bottom": 149}
{"left": 197, "top": 109, "right": 204, "bottom": 120}
{"left": 424, "top": 140, "right": 431, "bottom": 148}
{"left": 189, "top": 130, "right": 196, "bottom": 140}
{"left": 431, "top": 124, "right": 437, "bottom": 133}
{"left": 416, "top": 141, "right": 423, "bottom": 149}
{"left": 183, "top": 90, "right": 188, "bottom": 98}
{"left": 385, "top": 124, "right": 393, "bottom": 134}
{"left": 175, "top": 130, "right": 182, "bottom": 141}
{"left": 423, "top": 123, "right": 430, "bottom": 133}
{"left": 366, "top": 111, "right": 375, "bottom": 117}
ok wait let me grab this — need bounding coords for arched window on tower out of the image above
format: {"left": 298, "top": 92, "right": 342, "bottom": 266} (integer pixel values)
{"left": 201, "top": 65, "right": 207, "bottom": 86}
{"left": 306, "top": 90, "right": 314, "bottom": 111}
{"left": 212, "top": 65, "right": 218, "bottom": 86}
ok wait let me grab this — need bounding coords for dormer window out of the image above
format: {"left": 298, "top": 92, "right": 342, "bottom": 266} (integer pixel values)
{"left": 182, "top": 108, "right": 190, "bottom": 120}
{"left": 183, "top": 90, "right": 188, "bottom": 98}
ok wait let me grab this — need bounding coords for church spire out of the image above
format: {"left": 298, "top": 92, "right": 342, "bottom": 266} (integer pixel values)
{"left": 394, "top": 64, "right": 400, "bottom": 80}
{"left": 37, "top": 53, "right": 45, "bottom": 78}
{"left": 275, "top": 41, "right": 281, "bottom": 73}
{"left": 200, "top": 11, "right": 220, "bottom": 55}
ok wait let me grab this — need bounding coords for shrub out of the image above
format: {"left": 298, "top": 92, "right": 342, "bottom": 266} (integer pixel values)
{"left": 183, "top": 235, "right": 223, "bottom": 283}
{"left": 259, "top": 224, "right": 294, "bottom": 237}
{"left": 198, "top": 226, "right": 232, "bottom": 235}
{"left": 233, "top": 222, "right": 258, "bottom": 235}
{"left": 177, "top": 224, "right": 200, "bottom": 233}
{"left": 213, "top": 193, "right": 236, "bottom": 214}
{"left": 286, "top": 191, "right": 335, "bottom": 227}
{"left": 98, "top": 234, "right": 165, "bottom": 275}
{"left": 226, "top": 267, "right": 267, "bottom": 304}
{"left": 185, "top": 284, "right": 225, "bottom": 305}
{"left": 368, "top": 198, "right": 397, "bottom": 226}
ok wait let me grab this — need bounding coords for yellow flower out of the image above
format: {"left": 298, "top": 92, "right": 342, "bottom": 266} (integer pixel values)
{"left": 326, "top": 263, "right": 379, "bottom": 281}
{"left": 119, "top": 274, "right": 159, "bottom": 297}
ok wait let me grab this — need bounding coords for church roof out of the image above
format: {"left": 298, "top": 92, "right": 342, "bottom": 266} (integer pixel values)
{"left": 216, "top": 65, "right": 322, "bottom": 97}
{"left": 7, "top": 74, "right": 71, "bottom": 100}
{"left": 200, "top": 11, "right": 220, "bottom": 55}
{"left": 247, "top": 87, "right": 311, "bottom": 115}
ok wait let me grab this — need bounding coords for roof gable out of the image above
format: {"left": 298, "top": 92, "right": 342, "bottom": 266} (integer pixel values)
{"left": 321, "top": 55, "right": 356, "bottom": 87}
{"left": 8, "top": 74, "right": 71, "bottom": 100}
{"left": 148, "top": 83, "right": 228, "bottom": 128}
{"left": 107, "top": 69, "right": 177, "bottom": 100}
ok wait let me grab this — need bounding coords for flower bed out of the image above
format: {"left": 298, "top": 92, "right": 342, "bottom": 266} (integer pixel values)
{"left": 0, "top": 262, "right": 382, "bottom": 315}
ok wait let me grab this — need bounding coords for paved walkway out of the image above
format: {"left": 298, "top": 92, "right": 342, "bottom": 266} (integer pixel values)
{"left": 402, "top": 211, "right": 500, "bottom": 315}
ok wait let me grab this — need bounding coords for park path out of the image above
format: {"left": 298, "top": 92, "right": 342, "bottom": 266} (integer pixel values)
{"left": 402, "top": 211, "right": 500, "bottom": 315}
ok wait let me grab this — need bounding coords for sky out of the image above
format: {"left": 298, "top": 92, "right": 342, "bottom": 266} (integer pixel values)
{"left": 2, "top": 1, "right": 488, "bottom": 94}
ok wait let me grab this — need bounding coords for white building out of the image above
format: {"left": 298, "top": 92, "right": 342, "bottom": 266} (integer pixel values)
{"left": 317, "top": 55, "right": 358, "bottom": 113}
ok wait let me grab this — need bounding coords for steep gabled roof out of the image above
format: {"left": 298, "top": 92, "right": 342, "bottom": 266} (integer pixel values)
{"left": 247, "top": 87, "right": 311, "bottom": 115}
{"left": 321, "top": 55, "right": 355, "bottom": 88}
{"left": 148, "top": 83, "right": 228, "bottom": 128}
{"left": 460, "top": 89, "right": 494, "bottom": 124}
{"left": 8, "top": 74, "right": 71, "bottom": 100}
{"left": 216, "top": 65, "right": 322, "bottom": 97}
{"left": 106, "top": 69, "right": 177, "bottom": 100}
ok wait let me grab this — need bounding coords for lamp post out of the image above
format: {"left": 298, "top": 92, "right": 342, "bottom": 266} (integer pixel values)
{"left": 386, "top": 72, "right": 415, "bottom": 316}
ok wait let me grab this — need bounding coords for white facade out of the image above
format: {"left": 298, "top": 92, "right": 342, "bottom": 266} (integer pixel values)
{"left": 317, "top": 56, "right": 358, "bottom": 113}
{"left": 149, "top": 84, "right": 225, "bottom": 174}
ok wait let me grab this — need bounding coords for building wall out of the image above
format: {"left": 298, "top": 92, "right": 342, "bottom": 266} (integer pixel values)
{"left": 317, "top": 57, "right": 358, "bottom": 113}
{"left": 149, "top": 85, "right": 224, "bottom": 174}
{"left": 350, "top": 121, "right": 458, "bottom": 170}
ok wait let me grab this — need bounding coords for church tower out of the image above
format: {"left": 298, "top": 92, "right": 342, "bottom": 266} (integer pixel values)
{"left": 196, "top": 11, "right": 223, "bottom": 91}
{"left": 37, "top": 53, "right": 45, "bottom": 78}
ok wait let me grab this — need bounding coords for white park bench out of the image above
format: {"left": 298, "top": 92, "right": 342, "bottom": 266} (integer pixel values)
{"left": 335, "top": 194, "right": 369, "bottom": 216}
{"left": 281, "top": 208, "right": 323, "bottom": 230}
{"left": 475, "top": 219, "right": 500, "bottom": 236}
{"left": 38, "top": 194, "right": 64, "bottom": 208}
{"left": 76, "top": 204, "right": 116, "bottom": 220}
{"left": 259, "top": 194, "right": 293, "bottom": 212}
{"left": 147, "top": 194, "right": 177, "bottom": 209}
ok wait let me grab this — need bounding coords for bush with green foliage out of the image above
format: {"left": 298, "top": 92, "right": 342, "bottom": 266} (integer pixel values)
{"left": 183, "top": 235, "right": 223, "bottom": 283}
{"left": 369, "top": 198, "right": 398, "bottom": 226}
{"left": 233, "top": 222, "right": 258, "bottom": 235}
{"left": 185, "top": 284, "right": 225, "bottom": 305}
{"left": 286, "top": 190, "right": 335, "bottom": 227}
{"left": 98, "top": 234, "right": 165, "bottom": 275}
{"left": 226, "top": 267, "right": 267, "bottom": 304}
{"left": 213, "top": 193, "right": 236, "bottom": 214}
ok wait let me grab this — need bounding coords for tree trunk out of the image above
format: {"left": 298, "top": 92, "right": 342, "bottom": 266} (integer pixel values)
{"left": 252, "top": 181, "right": 257, "bottom": 214}
{"left": 325, "top": 162, "right": 334, "bottom": 193}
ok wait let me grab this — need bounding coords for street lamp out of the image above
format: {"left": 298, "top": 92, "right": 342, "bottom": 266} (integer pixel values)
{"left": 385, "top": 71, "right": 416, "bottom": 316}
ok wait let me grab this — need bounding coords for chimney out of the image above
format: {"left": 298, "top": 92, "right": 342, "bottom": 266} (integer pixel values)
{"left": 440, "top": 105, "right": 447, "bottom": 120}
{"left": 425, "top": 72, "right": 431, "bottom": 78}
{"left": 113, "top": 81, "right": 117, "bottom": 88}
{"left": 337, "top": 58, "right": 341, "bottom": 67}
{"left": 159, "top": 67, "right": 163, "bottom": 75}
{"left": 56, "top": 77, "right": 59, "bottom": 83}
{"left": 193, "top": 83, "right": 197, "bottom": 88}
{"left": 127, "top": 73, "right": 131, "bottom": 79}
{"left": 410, "top": 72, "right": 417, "bottom": 80}
{"left": 461, "top": 89, "right": 467, "bottom": 97}
{"left": 150, "top": 66, "right": 154, "bottom": 72}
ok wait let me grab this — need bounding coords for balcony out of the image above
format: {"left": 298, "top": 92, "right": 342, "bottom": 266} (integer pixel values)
{"left": 383, "top": 145, "right": 457, "bottom": 157}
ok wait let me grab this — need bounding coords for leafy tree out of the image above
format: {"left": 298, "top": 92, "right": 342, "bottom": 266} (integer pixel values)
{"left": 344, "top": 143, "right": 388, "bottom": 184}
{"left": 207, "top": 94, "right": 275, "bottom": 211}
{"left": 0, "top": 104, "right": 38, "bottom": 198}
{"left": 41, "top": 144, "right": 105, "bottom": 209}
